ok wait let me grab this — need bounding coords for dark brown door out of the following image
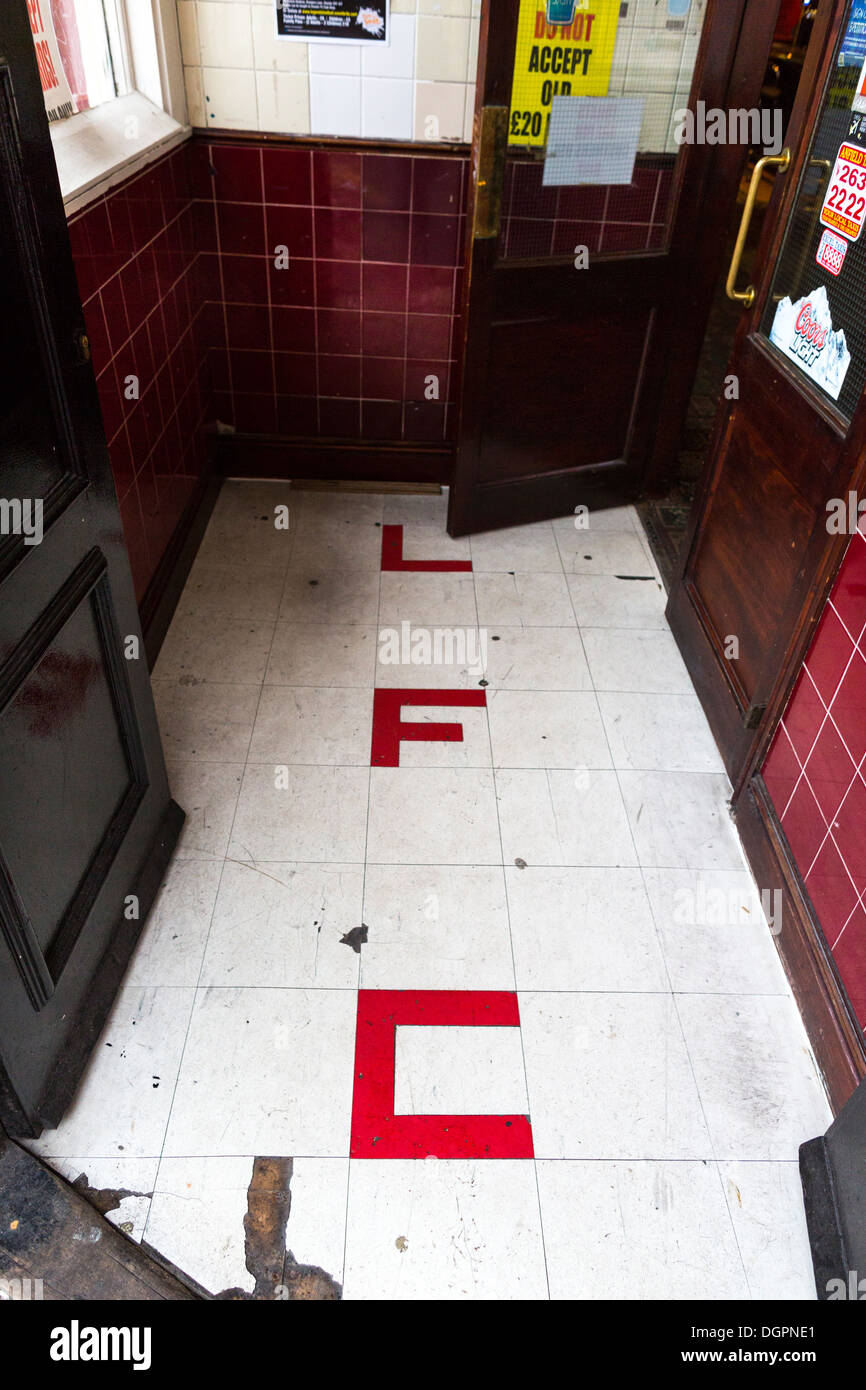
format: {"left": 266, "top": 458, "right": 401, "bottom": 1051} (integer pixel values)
{"left": 448, "top": 0, "right": 783, "bottom": 536}
{"left": 667, "top": 0, "right": 866, "bottom": 785}
{"left": 0, "top": 3, "right": 181, "bottom": 1137}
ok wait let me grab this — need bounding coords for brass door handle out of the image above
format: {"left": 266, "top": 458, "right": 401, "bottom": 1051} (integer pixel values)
{"left": 726, "top": 148, "right": 791, "bottom": 308}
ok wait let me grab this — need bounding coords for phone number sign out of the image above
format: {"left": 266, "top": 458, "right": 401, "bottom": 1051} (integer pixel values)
{"left": 820, "top": 142, "right": 866, "bottom": 241}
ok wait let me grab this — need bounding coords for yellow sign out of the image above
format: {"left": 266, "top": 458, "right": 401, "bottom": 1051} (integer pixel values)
{"left": 508, "top": 0, "right": 621, "bottom": 148}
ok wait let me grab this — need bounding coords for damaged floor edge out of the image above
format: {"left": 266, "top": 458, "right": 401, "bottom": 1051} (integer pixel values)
{"left": 0, "top": 1136, "right": 199, "bottom": 1300}
{"left": 1, "top": 1141, "right": 342, "bottom": 1300}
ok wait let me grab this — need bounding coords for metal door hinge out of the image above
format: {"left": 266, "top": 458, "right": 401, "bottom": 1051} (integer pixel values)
{"left": 744, "top": 703, "right": 766, "bottom": 730}
{"left": 73, "top": 330, "right": 91, "bottom": 365}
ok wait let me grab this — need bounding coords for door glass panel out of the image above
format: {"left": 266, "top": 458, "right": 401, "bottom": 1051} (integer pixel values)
{"left": 500, "top": 0, "right": 708, "bottom": 260}
{"left": 759, "top": 0, "right": 866, "bottom": 420}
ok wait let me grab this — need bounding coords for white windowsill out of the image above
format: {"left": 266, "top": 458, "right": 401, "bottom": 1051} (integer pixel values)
{"left": 51, "top": 92, "right": 190, "bottom": 217}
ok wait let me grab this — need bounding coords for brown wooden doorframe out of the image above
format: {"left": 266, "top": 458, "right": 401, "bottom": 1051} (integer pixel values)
{"left": 448, "top": 0, "right": 785, "bottom": 538}
{"left": 666, "top": 0, "right": 866, "bottom": 1107}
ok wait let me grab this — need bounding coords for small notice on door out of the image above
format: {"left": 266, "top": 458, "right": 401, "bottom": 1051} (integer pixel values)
{"left": 816, "top": 227, "right": 849, "bottom": 277}
{"left": 543, "top": 96, "right": 643, "bottom": 186}
{"left": 820, "top": 141, "right": 866, "bottom": 240}
{"left": 769, "top": 286, "right": 851, "bottom": 401}
{"left": 26, "top": 0, "right": 77, "bottom": 123}
{"left": 508, "top": 0, "right": 621, "bottom": 149}
{"left": 275, "top": 2, "right": 389, "bottom": 43}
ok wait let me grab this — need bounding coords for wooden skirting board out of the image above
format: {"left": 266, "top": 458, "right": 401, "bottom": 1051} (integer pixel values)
{"left": 214, "top": 433, "right": 454, "bottom": 488}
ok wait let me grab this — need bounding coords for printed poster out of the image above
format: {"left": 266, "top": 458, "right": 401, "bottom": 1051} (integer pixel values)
{"left": 276, "top": 2, "right": 390, "bottom": 43}
{"left": 819, "top": 140, "right": 866, "bottom": 241}
{"left": 508, "top": 0, "right": 621, "bottom": 149}
{"left": 26, "top": 0, "right": 77, "bottom": 123}
{"left": 769, "top": 286, "right": 852, "bottom": 401}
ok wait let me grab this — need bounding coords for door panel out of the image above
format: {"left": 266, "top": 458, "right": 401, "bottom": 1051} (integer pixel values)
{"left": 477, "top": 309, "right": 652, "bottom": 480}
{"left": 690, "top": 411, "right": 815, "bottom": 697}
{"left": 668, "top": 0, "right": 866, "bottom": 782}
{"left": 0, "top": 1, "right": 181, "bottom": 1136}
{"left": 449, "top": 0, "right": 781, "bottom": 536}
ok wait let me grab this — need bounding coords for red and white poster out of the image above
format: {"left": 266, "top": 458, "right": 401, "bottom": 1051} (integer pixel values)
{"left": 25, "top": 0, "right": 77, "bottom": 123}
{"left": 820, "top": 140, "right": 866, "bottom": 242}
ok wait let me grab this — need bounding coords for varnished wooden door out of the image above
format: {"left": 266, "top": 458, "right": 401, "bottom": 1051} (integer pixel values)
{"left": 448, "top": 0, "right": 783, "bottom": 536}
{"left": 668, "top": 0, "right": 866, "bottom": 786}
{"left": 0, "top": 2, "right": 181, "bottom": 1136}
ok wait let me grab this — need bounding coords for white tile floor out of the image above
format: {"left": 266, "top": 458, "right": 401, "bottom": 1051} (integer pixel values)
{"left": 29, "top": 482, "right": 832, "bottom": 1300}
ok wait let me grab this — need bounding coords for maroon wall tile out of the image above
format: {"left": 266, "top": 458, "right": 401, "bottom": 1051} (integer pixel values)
{"left": 70, "top": 136, "right": 471, "bottom": 582}
{"left": 363, "top": 154, "right": 412, "bottom": 211}
{"left": 211, "top": 143, "right": 263, "bottom": 201}
{"left": 363, "top": 210, "right": 411, "bottom": 263}
{"left": 367, "top": 262, "right": 409, "bottom": 312}
{"left": 313, "top": 150, "right": 362, "bottom": 208}
{"left": 763, "top": 527, "right": 866, "bottom": 1028}
{"left": 315, "top": 207, "right": 362, "bottom": 259}
{"left": 263, "top": 147, "right": 312, "bottom": 205}
{"left": 317, "top": 258, "right": 362, "bottom": 309}
{"left": 68, "top": 143, "right": 216, "bottom": 605}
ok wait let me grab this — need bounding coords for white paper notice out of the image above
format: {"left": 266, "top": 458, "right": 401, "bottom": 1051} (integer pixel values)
{"left": 542, "top": 96, "right": 644, "bottom": 186}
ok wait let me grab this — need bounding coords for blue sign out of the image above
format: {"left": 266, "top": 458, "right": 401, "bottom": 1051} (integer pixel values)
{"left": 840, "top": 2, "right": 866, "bottom": 67}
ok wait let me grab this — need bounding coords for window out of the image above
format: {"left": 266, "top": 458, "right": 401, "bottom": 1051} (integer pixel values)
{"left": 29, "top": 0, "right": 187, "bottom": 210}
{"left": 28, "top": 0, "right": 128, "bottom": 122}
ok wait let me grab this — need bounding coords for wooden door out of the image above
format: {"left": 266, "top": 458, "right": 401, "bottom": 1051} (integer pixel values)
{"left": 667, "top": 0, "right": 866, "bottom": 785}
{"left": 0, "top": 1, "right": 181, "bottom": 1136}
{"left": 448, "top": 0, "right": 783, "bottom": 536}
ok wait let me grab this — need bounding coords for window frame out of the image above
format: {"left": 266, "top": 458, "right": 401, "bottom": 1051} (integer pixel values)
{"left": 50, "top": 0, "right": 189, "bottom": 214}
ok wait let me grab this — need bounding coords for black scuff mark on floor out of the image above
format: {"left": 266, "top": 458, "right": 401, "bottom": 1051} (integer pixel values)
{"left": 215, "top": 1157, "right": 341, "bottom": 1301}
{"left": 614, "top": 574, "right": 658, "bottom": 582}
{"left": 340, "top": 924, "right": 368, "bottom": 954}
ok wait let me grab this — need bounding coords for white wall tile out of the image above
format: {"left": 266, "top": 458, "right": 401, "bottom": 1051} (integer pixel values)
{"left": 309, "top": 40, "right": 362, "bottom": 75}
{"left": 462, "top": 91, "right": 474, "bottom": 143}
{"left": 201, "top": 67, "right": 258, "bottom": 128}
{"left": 197, "top": 0, "right": 254, "bottom": 68}
{"left": 466, "top": 12, "right": 480, "bottom": 82}
{"left": 413, "top": 80, "right": 467, "bottom": 142}
{"left": 361, "top": 13, "right": 415, "bottom": 78}
{"left": 256, "top": 70, "right": 311, "bottom": 133}
{"left": 420, "top": 0, "right": 472, "bottom": 13}
{"left": 252, "top": 5, "right": 308, "bottom": 71}
{"left": 310, "top": 73, "right": 362, "bottom": 136}
{"left": 362, "top": 77, "right": 414, "bottom": 139}
{"left": 181, "top": 0, "right": 479, "bottom": 140}
{"left": 416, "top": 15, "right": 470, "bottom": 82}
